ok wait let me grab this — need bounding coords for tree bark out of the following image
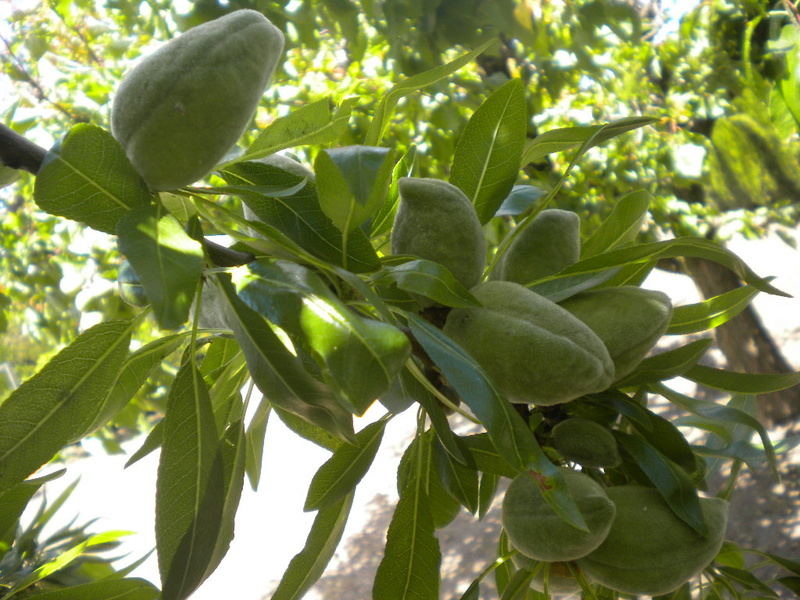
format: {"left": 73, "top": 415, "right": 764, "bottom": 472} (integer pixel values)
{"left": 683, "top": 256, "right": 800, "bottom": 427}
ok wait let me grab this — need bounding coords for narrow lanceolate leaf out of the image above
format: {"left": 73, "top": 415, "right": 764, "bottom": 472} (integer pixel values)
{"left": 82, "top": 333, "right": 186, "bottom": 437}
{"left": 374, "top": 260, "right": 483, "bottom": 309}
{"left": 33, "top": 124, "right": 151, "bottom": 234}
{"left": 614, "top": 431, "right": 707, "bottom": 536}
{"left": 581, "top": 190, "right": 650, "bottom": 258}
{"left": 16, "top": 577, "right": 160, "bottom": 600}
{"left": 404, "top": 313, "right": 587, "bottom": 532}
{"left": 271, "top": 492, "right": 354, "bottom": 600}
{"left": 431, "top": 438, "right": 479, "bottom": 514}
{"left": 0, "top": 470, "right": 64, "bottom": 542}
{"left": 156, "top": 361, "right": 224, "bottom": 600}
{"left": 655, "top": 383, "right": 778, "bottom": 479}
{"left": 216, "top": 276, "right": 356, "bottom": 444}
{"left": 315, "top": 146, "right": 395, "bottom": 234}
{"left": 202, "top": 420, "right": 247, "bottom": 582}
{"left": 556, "top": 237, "right": 787, "bottom": 297}
{"left": 0, "top": 320, "right": 132, "bottom": 493}
{"left": 667, "top": 285, "right": 765, "bottom": 335}
{"left": 304, "top": 419, "right": 387, "bottom": 511}
{"left": 373, "top": 477, "right": 441, "bottom": 600}
{"left": 232, "top": 260, "right": 411, "bottom": 415}
{"left": 235, "top": 97, "right": 359, "bottom": 165}
{"left": 684, "top": 364, "right": 800, "bottom": 395}
{"left": 615, "top": 338, "right": 713, "bottom": 388}
{"left": 221, "top": 161, "right": 381, "bottom": 273}
{"left": 365, "top": 39, "right": 497, "bottom": 146}
{"left": 521, "top": 116, "right": 658, "bottom": 166}
{"left": 117, "top": 204, "right": 204, "bottom": 330}
{"left": 450, "top": 78, "right": 527, "bottom": 224}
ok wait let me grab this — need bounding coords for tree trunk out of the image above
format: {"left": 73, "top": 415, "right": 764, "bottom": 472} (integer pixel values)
{"left": 683, "top": 256, "right": 800, "bottom": 427}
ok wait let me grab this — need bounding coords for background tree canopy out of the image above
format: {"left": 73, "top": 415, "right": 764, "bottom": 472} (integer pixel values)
{"left": 1, "top": 0, "right": 800, "bottom": 599}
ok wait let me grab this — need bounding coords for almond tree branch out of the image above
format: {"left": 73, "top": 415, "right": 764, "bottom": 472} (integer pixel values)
{"left": 0, "top": 123, "right": 46, "bottom": 174}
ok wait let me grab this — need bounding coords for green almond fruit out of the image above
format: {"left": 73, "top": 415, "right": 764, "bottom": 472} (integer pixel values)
{"left": 552, "top": 418, "right": 621, "bottom": 468}
{"left": 493, "top": 209, "right": 581, "bottom": 285}
{"left": 443, "top": 281, "right": 615, "bottom": 405}
{"left": 559, "top": 286, "right": 672, "bottom": 380}
{"left": 111, "top": 10, "right": 285, "bottom": 190}
{"left": 502, "top": 469, "right": 616, "bottom": 562}
{"left": 510, "top": 552, "right": 583, "bottom": 596}
{"left": 391, "top": 178, "right": 487, "bottom": 293}
{"left": 117, "top": 259, "right": 149, "bottom": 308}
{"left": 577, "top": 486, "right": 729, "bottom": 596}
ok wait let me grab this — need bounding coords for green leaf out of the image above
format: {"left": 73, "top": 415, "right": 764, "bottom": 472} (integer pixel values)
{"left": 557, "top": 237, "right": 787, "bottom": 298}
{"left": 235, "top": 97, "right": 359, "bottom": 165}
{"left": 5, "top": 531, "right": 133, "bottom": 599}
{"left": 374, "top": 259, "right": 483, "bottom": 308}
{"left": 615, "top": 338, "right": 713, "bottom": 388}
{"left": 33, "top": 124, "right": 151, "bottom": 234}
{"left": 117, "top": 204, "right": 204, "bottom": 330}
{"left": 304, "top": 418, "right": 387, "bottom": 511}
{"left": 450, "top": 78, "right": 528, "bottom": 224}
{"left": 404, "top": 313, "right": 587, "bottom": 532}
{"left": 776, "top": 25, "right": 800, "bottom": 130}
{"left": 216, "top": 275, "right": 356, "bottom": 444}
{"left": 0, "top": 470, "right": 64, "bottom": 544}
{"left": 614, "top": 431, "right": 707, "bottom": 535}
{"left": 125, "top": 420, "right": 163, "bottom": 468}
{"left": 581, "top": 190, "right": 650, "bottom": 258}
{"left": 373, "top": 467, "right": 441, "bottom": 600}
{"left": 494, "top": 185, "right": 548, "bottom": 218}
{"left": 371, "top": 145, "right": 417, "bottom": 238}
{"left": 667, "top": 285, "right": 765, "bottom": 335}
{"left": 684, "top": 364, "right": 800, "bottom": 395}
{"left": 232, "top": 260, "right": 411, "bottom": 415}
{"left": 600, "top": 391, "right": 697, "bottom": 474}
{"left": 478, "top": 472, "right": 499, "bottom": 520}
{"left": 521, "top": 117, "right": 658, "bottom": 165}
{"left": 221, "top": 161, "right": 381, "bottom": 273}
{"left": 84, "top": 333, "right": 186, "bottom": 437}
{"left": 19, "top": 578, "right": 160, "bottom": 600}
{"left": 202, "top": 420, "right": 247, "bottom": 582}
{"left": 716, "top": 566, "right": 780, "bottom": 597}
{"left": 0, "top": 320, "right": 131, "bottom": 493}
{"left": 459, "top": 434, "right": 517, "bottom": 479}
{"left": 365, "top": 39, "right": 497, "bottom": 146}
{"left": 271, "top": 492, "right": 354, "bottom": 600}
{"left": 526, "top": 267, "right": 621, "bottom": 303}
{"left": 156, "top": 361, "right": 224, "bottom": 600}
{"left": 315, "top": 145, "right": 395, "bottom": 233}
{"left": 431, "top": 437, "right": 479, "bottom": 514}
{"left": 654, "top": 384, "right": 778, "bottom": 479}
{"left": 245, "top": 396, "right": 271, "bottom": 491}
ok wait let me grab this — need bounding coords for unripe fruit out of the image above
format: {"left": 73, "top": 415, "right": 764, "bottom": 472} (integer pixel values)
{"left": 510, "top": 553, "right": 582, "bottom": 596}
{"left": 510, "top": 559, "right": 578, "bottom": 595}
{"left": 493, "top": 209, "right": 581, "bottom": 284}
{"left": 443, "top": 281, "right": 615, "bottom": 405}
{"left": 577, "top": 486, "right": 729, "bottom": 596}
{"left": 552, "top": 418, "right": 621, "bottom": 468}
{"left": 391, "top": 178, "right": 486, "bottom": 292}
{"left": 111, "top": 10, "right": 285, "bottom": 190}
{"left": 117, "top": 260, "right": 149, "bottom": 307}
{"left": 502, "top": 469, "right": 616, "bottom": 562}
{"left": 558, "top": 286, "right": 673, "bottom": 380}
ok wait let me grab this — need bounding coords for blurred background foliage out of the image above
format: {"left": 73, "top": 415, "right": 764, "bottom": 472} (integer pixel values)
{"left": 2, "top": 0, "right": 800, "bottom": 441}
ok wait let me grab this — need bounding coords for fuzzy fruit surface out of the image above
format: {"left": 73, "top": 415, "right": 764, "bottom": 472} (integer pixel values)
{"left": 577, "top": 486, "right": 729, "bottom": 596}
{"left": 510, "top": 552, "right": 583, "bottom": 596}
{"left": 559, "top": 286, "right": 672, "bottom": 380}
{"left": 443, "top": 281, "right": 614, "bottom": 405}
{"left": 391, "top": 178, "right": 486, "bottom": 293}
{"left": 502, "top": 469, "right": 616, "bottom": 562}
{"left": 552, "top": 418, "right": 621, "bottom": 468}
{"left": 493, "top": 209, "right": 581, "bottom": 284}
{"left": 111, "top": 10, "right": 284, "bottom": 190}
